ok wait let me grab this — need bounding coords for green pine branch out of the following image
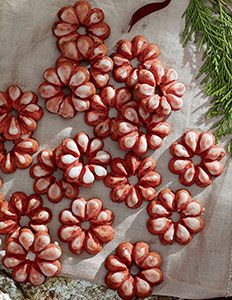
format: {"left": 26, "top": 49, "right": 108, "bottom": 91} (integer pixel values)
{"left": 182, "top": 0, "right": 232, "bottom": 156}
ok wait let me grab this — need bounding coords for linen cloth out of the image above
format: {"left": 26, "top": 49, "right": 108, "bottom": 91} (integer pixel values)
{"left": 0, "top": 0, "right": 231, "bottom": 298}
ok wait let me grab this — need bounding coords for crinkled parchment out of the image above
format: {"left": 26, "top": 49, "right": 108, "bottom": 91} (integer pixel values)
{"left": 0, "top": 0, "right": 231, "bottom": 298}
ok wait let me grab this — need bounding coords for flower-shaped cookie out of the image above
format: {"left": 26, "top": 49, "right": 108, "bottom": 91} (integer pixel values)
{"left": 39, "top": 61, "right": 96, "bottom": 118}
{"left": 147, "top": 188, "right": 204, "bottom": 245}
{"left": 135, "top": 63, "right": 185, "bottom": 116}
{"left": 0, "top": 192, "right": 52, "bottom": 235}
{"left": 104, "top": 152, "right": 161, "bottom": 209}
{"left": 85, "top": 86, "right": 133, "bottom": 139}
{"left": 111, "top": 35, "right": 160, "bottom": 86}
{"left": 0, "top": 85, "right": 43, "bottom": 140}
{"left": 115, "top": 104, "right": 171, "bottom": 156}
{"left": 105, "top": 241, "right": 163, "bottom": 299}
{"left": 56, "top": 131, "right": 111, "bottom": 186}
{"left": 58, "top": 197, "right": 115, "bottom": 255}
{"left": 169, "top": 130, "right": 225, "bottom": 187}
{"left": 2, "top": 228, "right": 62, "bottom": 285}
{"left": 59, "top": 36, "right": 113, "bottom": 89}
{"left": 53, "top": 0, "right": 110, "bottom": 49}
{"left": 0, "top": 86, "right": 43, "bottom": 140}
{"left": 30, "top": 149, "right": 79, "bottom": 203}
{"left": 0, "top": 135, "right": 38, "bottom": 173}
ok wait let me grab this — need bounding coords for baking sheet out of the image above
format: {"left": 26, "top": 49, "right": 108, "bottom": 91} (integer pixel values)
{"left": 0, "top": 0, "right": 231, "bottom": 298}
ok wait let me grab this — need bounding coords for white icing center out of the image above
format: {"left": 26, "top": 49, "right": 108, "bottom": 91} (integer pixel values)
{"left": 21, "top": 116, "right": 33, "bottom": 126}
{"left": 150, "top": 135, "right": 162, "bottom": 147}
{"left": 124, "top": 134, "right": 137, "bottom": 148}
{"left": 71, "top": 235, "right": 83, "bottom": 251}
{"left": 173, "top": 159, "right": 189, "bottom": 171}
{"left": 200, "top": 133, "right": 214, "bottom": 152}
{"left": 38, "top": 261, "right": 58, "bottom": 277}
{"left": 20, "top": 141, "right": 33, "bottom": 149}
{"left": 20, "top": 92, "right": 33, "bottom": 105}
{"left": 184, "top": 202, "right": 201, "bottom": 216}
{"left": 176, "top": 191, "right": 189, "bottom": 209}
{"left": 184, "top": 166, "right": 195, "bottom": 182}
{"left": 68, "top": 165, "right": 83, "bottom": 179}
{"left": 198, "top": 167, "right": 209, "bottom": 183}
{"left": 136, "top": 278, "right": 150, "bottom": 293}
{"left": 153, "top": 217, "right": 168, "bottom": 231}
{"left": 94, "top": 165, "right": 107, "bottom": 177}
{"left": 162, "top": 192, "right": 174, "bottom": 209}
{"left": 25, "top": 104, "right": 38, "bottom": 112}
{"left": 76, "top": 85, "right": 91, "bottom": 97}
{"left": 206, "top": 161, "right": 221, "bottom": 175}
{"left": 61, "top": 226, "right": 79, "bottom": 241}
{"left": 15, "top": 265, "right": 27, "bottom": 282}
{"left": 9, "top": 118, "right": 19, "bottom": 135}
{"left": 174, "top": 144, "right": 189, "bottom": 157}
{"left": 77, "top": 133, "right": 89, "bottom": 151}
{"left": 143, "top": 269, "right": 160, "bottom": 283}
{"left": 183, "top": 217, "right": 201, "bottom": 230}
{"left": 185, "top": 131, "right": 198, "bottom": 152}
{"left": 163, "top": 224, "right": 174, "bottom": 241}
{"left": 61, "top": 210, "right": 78, "bottom": 223}
{"left": 66, "top": 140, "right": 80, "bottom": 155}
{"left": 34, "top": 166, "right": 49, "bottom": 177}
{"left": 122, "top": 280, "right": 133, "bottom": 296}
{"left": 97, "top": 211, "right": 108, "bottom": 221}
{"left": 14, "top": 152, "right": 26, "bottom": 165}
{"left": 0, "top": 220, "right": 15, "bottom": 229}
{"left": 111, "top": 272, "right": 125, "bottom": 283}
{"left": 7, "top": 241, "right": 24, "bottom": 254}
{"left": 140, "top": 84, "right": 154, "bottom": 96}
{"left": 39, "top": 246, "right": 61, "bottom": 260}
{"left": 121, "top": 248, "right": 131, "bottom": 262}
{"left": 72, "top": 199, "right": 86, "bottom": 218}
{"left": 70, "top": 71, "right": 86, "bottom": 86}
{"left": 176, "top": 224, "right": 190, "bottom": 241}
{"left": 143, "top": 255, "right": 158, "bottom": 268}
{"left": 62, "top": 154, "right": 77, "bottom": 164}
{"left": 83, "top": 167, "right": 94, "bottom": 184}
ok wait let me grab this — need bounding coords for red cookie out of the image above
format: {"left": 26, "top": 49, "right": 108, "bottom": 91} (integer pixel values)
{"left": 58, "top": 36, "right": 113, "bottom": 89}
{"left": 115, "top": 104, "right": 171, "bottom": 156}
{"left": 0, "top": 192, "right": 52, "bottom": 235}
{"left": 58, "top": 197, "right": 115, "bottom": 255}
{"left": 104, "top": 152, "right": 161, "bottom": 209}
{"left": 135, "top": 63, "right": 185, "bottom": 116}
{"left": 53, "top": 0, "right": 111, "bottom": 50}
{"left": 30, "top": 149, "right": 79, "bottom": 203}
{"left": 169, "top": 130, "right": 226, "bottom": 187}
{"left": 2, "top": 228, "right": 62, "bottom": 285}
{"left": 105, "top": 241, "right": 163, "bottom": 299}
{"left": 0, "top": 135, "right": 38, "bottom": 173}
{"left": 112, "top": 36, "right": 160, "bottom": 87}
{"left": 147, "top": 188, "right": 204, "bottom": 245}
{"left": 56, "top": 131, "right": 111, "bottom": 186}
{"left": 39, "top": 61, "right": 96, "bottom": 119}
{"left": 0, "top": 85, "right": 43, "bottom": 140}
{"left": 85, "top": 86, "right": 134, "bottom": 139}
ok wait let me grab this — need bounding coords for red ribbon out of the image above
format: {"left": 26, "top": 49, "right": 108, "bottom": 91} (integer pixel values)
{"left": 128, "top": 0, "right": 172, "bottom": 32}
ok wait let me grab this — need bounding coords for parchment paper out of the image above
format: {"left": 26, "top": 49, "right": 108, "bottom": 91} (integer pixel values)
{"left": 0, "top": 0, "right": 231, "bottom": 298}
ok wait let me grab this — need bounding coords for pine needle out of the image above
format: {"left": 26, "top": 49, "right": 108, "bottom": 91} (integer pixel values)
{"left": 182, "top": 0, "right": 232, "bottom": 156}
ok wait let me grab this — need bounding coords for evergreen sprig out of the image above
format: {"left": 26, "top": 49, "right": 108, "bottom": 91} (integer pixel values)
{"left": 182, "top": 0, "right": 232, "bottom": 156}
